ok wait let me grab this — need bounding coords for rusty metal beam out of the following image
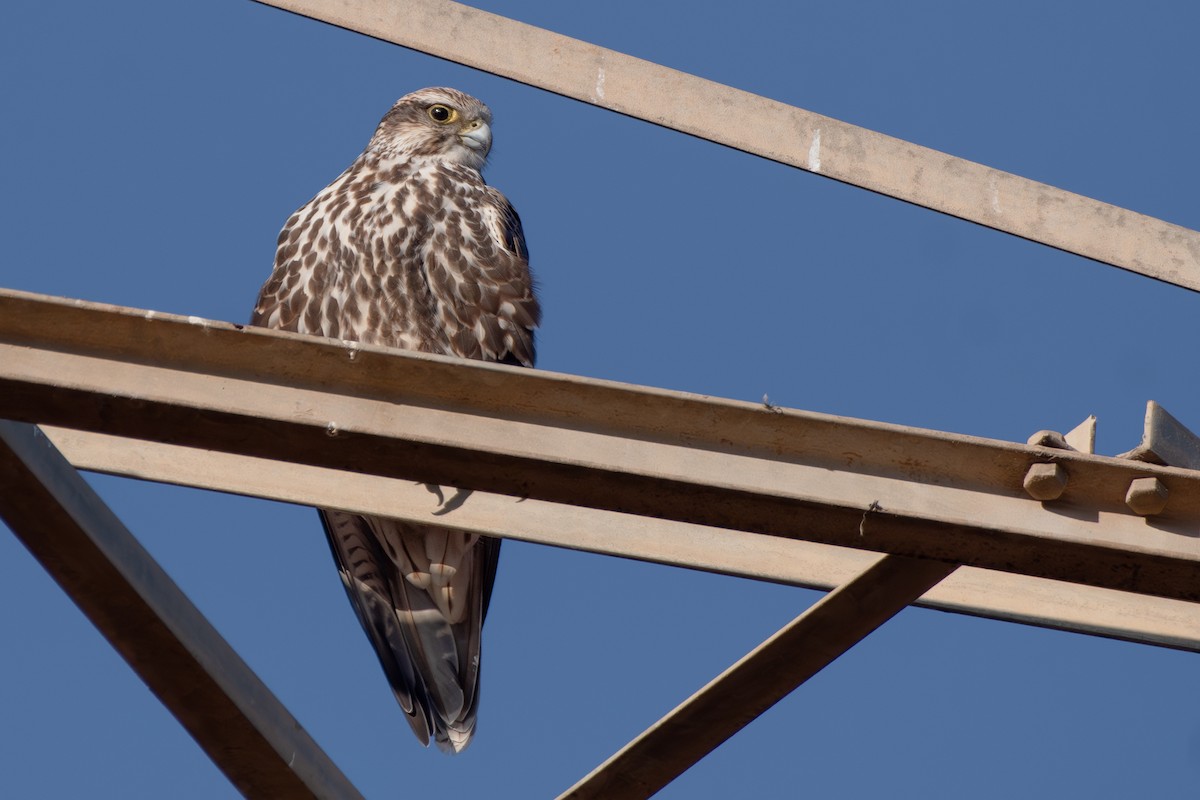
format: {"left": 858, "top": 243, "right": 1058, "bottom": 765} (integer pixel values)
{"left": 45, "top": 426, "right": 1200, "bottom": 653}
{"left": 0, "top": 420, "right": 363, "bottom": 800}
{"left": 253, "top": 0, "right": 1200, "bottom": 292}
{"left": 1, "top": 289, "right": 1199, "bottom": 605}
{"left": 559, "top": 555, "right": 958, "bottom": 799}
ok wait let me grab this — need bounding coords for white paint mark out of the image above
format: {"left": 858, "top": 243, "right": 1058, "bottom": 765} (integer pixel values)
{"left": 325, "top": 422, "right": 340, "bottom": 437}
{"left": 808, "top": 129, "right": 822, "bottom": 173}
{"left": 144, "top": 310, "right": 156, "bottom": 320}
{"left": 989, "top": 175, "right": 1002, "bottom": 215}
{"left": 594, "top": 65, "right": 607, "bottom": 102}
{"left": 343, "top": 340, "right": 359, "bottom": 361}
{"left": 186, "top": 315, "right": 211, "bottom": 331}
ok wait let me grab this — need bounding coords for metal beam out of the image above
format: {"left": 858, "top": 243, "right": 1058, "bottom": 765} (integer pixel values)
{"left": 1119, "top": 401, "right": 1200, "bottom": 470}
{"left": 2, "top": 289, "right": 1199, "bottom": 603}
{"left": 559, "top": 555, "right": 958, "bottom": 799}
{"left": 45, "top": 426, "right": 1200, "bottom": 653}
{"left": 0, "top": 421, "right": 363, "bottom": 800}
{"left": 254, "top": 0, "right": 1200, "bottom": 292}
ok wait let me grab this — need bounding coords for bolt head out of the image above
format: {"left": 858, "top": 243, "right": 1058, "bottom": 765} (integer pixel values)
{"left": 1023, "top": 462, "right": 1067, "bottom": 501}
{"left": 1126, "top": 477, "right": 1168, "bottom": 516}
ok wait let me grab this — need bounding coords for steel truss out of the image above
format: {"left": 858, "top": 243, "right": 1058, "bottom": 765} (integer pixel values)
{"left": 2, "top": 2, "right": 1198, "bottom": 797}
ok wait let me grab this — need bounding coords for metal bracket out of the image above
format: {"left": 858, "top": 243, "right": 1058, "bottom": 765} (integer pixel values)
{"left": 1024, "top": 403, "right": 1199, "bottom": 517}
{"left": 1117, "top": 401, "right": 1200, "bottom": 471}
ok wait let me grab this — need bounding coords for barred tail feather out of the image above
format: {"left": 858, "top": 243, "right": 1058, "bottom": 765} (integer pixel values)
{"left": 319, "top": 510, "right": 500, "bottom": 752}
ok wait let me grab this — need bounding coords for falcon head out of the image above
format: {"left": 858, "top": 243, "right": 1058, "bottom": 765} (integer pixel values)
{"left": 367, "top": 87, "right": 494, "bottom": 171}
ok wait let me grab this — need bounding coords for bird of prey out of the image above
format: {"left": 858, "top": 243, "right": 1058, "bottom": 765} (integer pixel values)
{"left": 250, "top": 87, "right": 539, "bottom": 752}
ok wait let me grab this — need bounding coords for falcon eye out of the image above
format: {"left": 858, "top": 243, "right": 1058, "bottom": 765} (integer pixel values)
{"left": 427, "top": 104, "right": 457, "bottom": 124}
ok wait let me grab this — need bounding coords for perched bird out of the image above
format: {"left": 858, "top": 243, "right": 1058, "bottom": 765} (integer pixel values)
{"left": 251, "top": 87, "right": 539, "bottom": 752}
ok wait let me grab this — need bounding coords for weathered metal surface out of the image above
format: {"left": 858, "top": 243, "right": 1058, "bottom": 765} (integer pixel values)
{"left": 1065, "top": 416, "right": 1097, "bottom": 454}
{"left": 1120, "top": 401, "right": 1200, "bottom": 470}
{"left": 0, "top": 420, "right": 363, "bottom": 800}
{"left": 252, "top": 0, "right": 1200, "bottom": 291}
{"left": 44, "top": 426, "right": 1200, "bottom": 652}
{"left": 1, "top": 289, "right": 1198, "bottom": 604}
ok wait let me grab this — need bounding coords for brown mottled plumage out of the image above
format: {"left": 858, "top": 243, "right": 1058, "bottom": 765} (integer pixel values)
{"left": 251, "top": 88, "right": 538, "bottom": 752}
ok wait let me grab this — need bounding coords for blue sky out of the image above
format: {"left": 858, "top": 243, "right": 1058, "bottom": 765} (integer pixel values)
{"left": 2, "top": 1, "right": 1198, "bottom": 797}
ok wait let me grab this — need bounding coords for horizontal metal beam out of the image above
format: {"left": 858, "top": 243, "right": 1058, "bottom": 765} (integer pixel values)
{"left": 255, "top": 0, "right": 1200, "bottom": 292}
{"left": 2, "top": 288, "right": 1199, "bottom": 603}
{"left": 45, "top": 426, "right": 1200, "bottom": 652}
{"left": 0, "top": 420, "right": 363, "bottom": 800}
{"left": 559, "top": 555, "right": 957, "bottom": 799}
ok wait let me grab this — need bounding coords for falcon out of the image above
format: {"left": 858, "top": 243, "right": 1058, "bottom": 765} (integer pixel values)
{"left": 251, "top": 87, "right": 539, "bottom": 752}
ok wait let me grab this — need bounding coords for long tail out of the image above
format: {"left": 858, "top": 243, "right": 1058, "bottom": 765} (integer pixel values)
{"left": 319, "top": 510, "right": 501, "bottom": 752}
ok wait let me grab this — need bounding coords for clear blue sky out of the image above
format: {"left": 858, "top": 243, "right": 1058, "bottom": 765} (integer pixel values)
{"left": 2, "top": 1, "right": 1198, "bottom": 797}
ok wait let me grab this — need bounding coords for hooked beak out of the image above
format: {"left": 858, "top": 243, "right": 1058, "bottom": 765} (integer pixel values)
{"left": 460, "top": 120, "right": 492, "bottom": 155}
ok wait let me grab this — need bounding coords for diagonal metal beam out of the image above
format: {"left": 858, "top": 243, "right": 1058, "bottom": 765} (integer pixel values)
{"left": 45, "top": 426, "right": 1200, "bottom": 653}
{"left": 0, "top": 420, "right": 363, "bottom": 800}
{"left": 254, "top": 0, "right": 1200, "bottom": 292}
{"left": 559, "top": 555, "right": 958, "bottom": 799}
